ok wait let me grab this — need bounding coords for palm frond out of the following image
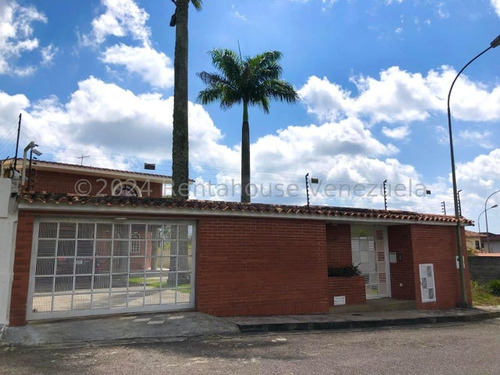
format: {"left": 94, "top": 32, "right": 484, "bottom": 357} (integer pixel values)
{"left": 197, "top": 71, "right": 230, "bottom": 87}
{"left": 209, "top": 49, "right": 243, "bottom": 86}
{"left": 190, "top": 0, "right": 203, "bottom": 10}
{"left": 197, "top": 87, "right": 224, "bottom": 105}
{"left": 265, "top": 80, "right": 299, "bottom": 103}
{"left": 198, "top": 47, "right": 297, "bottom": 116}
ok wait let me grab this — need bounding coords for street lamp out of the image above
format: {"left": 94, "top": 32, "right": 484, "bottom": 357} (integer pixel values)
{"left": 447, "top": 33, "right": 500, "bottom": 308}
{"left": 484, "top": 190, "right": 500, "bottom": 252}
{"left": 478, "top": 204, "right": 498, "bottom": 251}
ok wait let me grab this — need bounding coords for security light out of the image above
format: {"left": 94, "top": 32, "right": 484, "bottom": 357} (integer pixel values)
{"left": 491, "top": 34, "right": 500, "bottom": 48}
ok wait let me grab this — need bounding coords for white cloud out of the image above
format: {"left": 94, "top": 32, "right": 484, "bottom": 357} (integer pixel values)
{"left": 0, "top": 0, "right": 47, "bottom": 76}
{"left": 40, "top": 44, "right": 57, "bottom": 66}
{"left": 492, "top": 0, "right": 500, "bottom": 17}
{"left": 453, "top": 149, "right": 500, "bottom": 229}
{"left": 437, "top": 2, "right": 450, "bottom": 19}
{"left": 231, "top": 5, "right": 247, "bottom": 21}
{"left": 86, "top": 0, "right": 175, "bottom": 90}
{"left": 456, "top": 149, "right": 500, "bottom": 190}
{"left": 459, "top": 129, "right": 494, "bottom": 149}
{"left": 0, "top": 91, "right": 30, "bottom": 139}
{"left": 299, "top": 66, "right": 500, "bottom": 126}
{"left": 434, "top": 125, "right": 449, "bottom": 145}
{"left": 90, "top": 0, "right": 150, "bottom": 45}
{"left": 101, "top": 44, "right": 174, "bottom": 88}
{"left": 382, "top": 125, "right": 410, "bottom": 140}
{"left": 0, "top": 77, "right": 234, "bottom": 175}
{"left": 395, "top": 27, "right": 403, "bottom": 34}
{"left": 0, "top": 76, "right": 428, "bottom": 209}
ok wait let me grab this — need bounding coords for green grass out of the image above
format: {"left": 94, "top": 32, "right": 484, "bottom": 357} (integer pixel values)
{"left": 471, "top": 280, "right": 500, "bottom": 306}
{"left": 128, "top": 277, "right": 191, "bottom": 293}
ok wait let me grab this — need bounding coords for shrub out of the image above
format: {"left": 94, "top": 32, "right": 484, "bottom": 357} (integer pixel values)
{"left": 471, "top": 281, "right": 498, "bottom": 306}
{"left": 328, "top": 265, "right": 361, "bottom": 277}
{"left": 488, "top": 280, "right": 500, "bottom": 296}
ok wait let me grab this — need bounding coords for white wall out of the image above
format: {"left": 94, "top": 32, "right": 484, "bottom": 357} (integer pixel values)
{"left": 488, "top": 241, "right": 500, "bottom": 253}
{"left": 0, "top": 179, "right": 18, "bottom": 325}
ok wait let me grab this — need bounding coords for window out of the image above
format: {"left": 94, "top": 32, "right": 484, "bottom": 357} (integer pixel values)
{"left": 131, "top": 231, "right": 141, "bottom": 253}
{"left": 475, "top": 240, "right": 480, "bottom": 250}
{"left": 112, "top": 182, "right": 141, "bottom": 197}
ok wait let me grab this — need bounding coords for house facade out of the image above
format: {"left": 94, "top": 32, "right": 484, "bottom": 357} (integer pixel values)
{"left": 0, "top": 161, "right": 472, "bottom": 326}
{"left": 465, "top": 230, "right": 487, "bottom": 254}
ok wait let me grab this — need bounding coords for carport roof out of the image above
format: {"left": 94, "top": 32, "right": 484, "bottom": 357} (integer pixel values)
{"left": 18, "top": 193, "right": 473, "bottom": 225}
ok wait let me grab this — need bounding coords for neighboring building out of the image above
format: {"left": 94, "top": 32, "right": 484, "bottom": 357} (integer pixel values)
{"left": 1, "top": 159, "right": 171, "bottom": 198}
{"left": 466, "top": 230, "right": 500, "bottom": 254}
{"left": 0, "top": 161, "right": 473, "bottom": 327}
{"left": 486, "top": 233, "right": 500, "bottom": 253}
{"left": 465, "top": 230, "right": 487, "bottom": 254}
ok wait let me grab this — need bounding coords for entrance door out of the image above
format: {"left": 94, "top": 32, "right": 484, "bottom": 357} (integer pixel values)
{"left": 351, "top": 225, "right": 390, "bottom": 299}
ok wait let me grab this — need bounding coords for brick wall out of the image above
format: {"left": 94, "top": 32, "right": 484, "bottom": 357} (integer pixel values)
{"left": 27, "top": 169, "right": 163, "bottom": 198}
{"left": 326, "top": 224, "right": 352, "bottom": 269}
{"left": 328, "top": 276, "right": 366, "bottom": 306}
{"left": 9, "top": 211, "right": 34, "bottom": 326}
{"left": 10, "top": 209, "right": 471, "bottom": 325}
{"left": 196, "top": 217, "right": 330, "bottom": 316}
{"left": 388, "top": 225, "right": 416, "bottom": 300}
{"left": 410, "top": 225, "right": 471, "bottom": 310}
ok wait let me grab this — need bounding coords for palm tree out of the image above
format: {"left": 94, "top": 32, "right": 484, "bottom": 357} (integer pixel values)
{"left": 197, "top": 49, "right": 298, "bottom": 203}
{"left": 169, "top": 0, "right": 202, "bottom": 286}
{"left": 170, "top": 0, "right": 202, "bottom": 200}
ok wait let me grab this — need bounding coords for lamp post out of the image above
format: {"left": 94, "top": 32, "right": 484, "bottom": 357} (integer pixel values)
{"left": 478, "top": 204, "right": 498, "bottom": 251}
{"left": 485, "top": 190, "right": 500, "bottom": 252}
{"left": 447, "top": 33, "right": 500, "bottom": 307}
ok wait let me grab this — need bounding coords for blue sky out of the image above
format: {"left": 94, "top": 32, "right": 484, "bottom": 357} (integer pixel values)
{"left": 1, "top": 0, "right": 500, "bottom": 232}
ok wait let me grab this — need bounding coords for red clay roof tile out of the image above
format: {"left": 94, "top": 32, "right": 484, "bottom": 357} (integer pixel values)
{"left": 18, "top": 192, "right": 473, "bottom": 225}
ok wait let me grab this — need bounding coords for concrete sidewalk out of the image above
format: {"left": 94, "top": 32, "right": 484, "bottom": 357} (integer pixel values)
{"left": 229, "top": 306, "right": 500, "bottom": 333}
{"left": 0, "top": 312, "right": 240, "bottom": 348}
{"left": 1, "top": 306, "right": 500, "bottom": 348}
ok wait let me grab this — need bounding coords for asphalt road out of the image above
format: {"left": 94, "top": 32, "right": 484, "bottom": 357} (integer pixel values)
{"left": 2, "top": 319, "right": 500, "bottom": 375}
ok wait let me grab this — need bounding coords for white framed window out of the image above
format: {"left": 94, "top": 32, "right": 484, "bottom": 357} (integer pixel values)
{"left": 419, "top": 263, "right": 436, "bottom": 303}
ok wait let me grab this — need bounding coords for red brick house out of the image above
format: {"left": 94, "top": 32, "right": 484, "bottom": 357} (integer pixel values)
{"left": 0, "top": 160, "right": 472, "bottom": 326}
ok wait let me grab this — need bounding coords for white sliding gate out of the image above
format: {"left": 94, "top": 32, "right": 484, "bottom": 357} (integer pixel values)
{"left": 27, "top": 219, "right": 195, "bottom": 320}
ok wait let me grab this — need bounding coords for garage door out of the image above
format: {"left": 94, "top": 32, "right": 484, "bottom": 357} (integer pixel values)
{"left": 27, "top": 219, "right": 195, "bottom": 320}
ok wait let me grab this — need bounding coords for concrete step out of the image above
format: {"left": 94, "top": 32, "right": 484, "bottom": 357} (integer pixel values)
{"left": 329, "top": 298, "right": 416, "bottom": 314}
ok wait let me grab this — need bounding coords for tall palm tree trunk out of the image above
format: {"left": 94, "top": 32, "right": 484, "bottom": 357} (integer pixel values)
{"left": 172, "top": 0, "right": 189, "bottom": 200}
{"left": 241, "top": 101, "right": 251, "bottom": 203}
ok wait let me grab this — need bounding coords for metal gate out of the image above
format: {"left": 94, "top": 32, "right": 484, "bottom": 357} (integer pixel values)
{"left": 27, "top": 219, "right": 195, "bottom": 320}
{"left": 351, "top": 225, "right": 391, "bottom": 299}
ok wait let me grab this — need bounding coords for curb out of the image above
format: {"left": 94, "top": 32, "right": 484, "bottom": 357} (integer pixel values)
{"left": 237, "top": 311, "right": 500, "bottom": 333}
{"left": 0, "top": 324, "right": 5, "bottom": 341}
